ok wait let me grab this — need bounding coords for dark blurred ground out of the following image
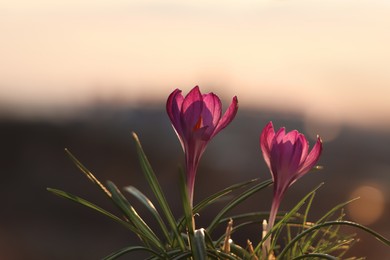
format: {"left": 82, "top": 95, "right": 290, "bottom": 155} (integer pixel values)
{"left": 0, "top": 105, "right": 389, "bottom": 259}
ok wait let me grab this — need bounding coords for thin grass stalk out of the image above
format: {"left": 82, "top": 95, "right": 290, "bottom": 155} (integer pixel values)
{"left": 278, "top": 220, "right": 390, "bottom": 259}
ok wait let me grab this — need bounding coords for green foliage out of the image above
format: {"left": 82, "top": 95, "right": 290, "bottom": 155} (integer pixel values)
{"left": 48, "top": 133, "right": 390, "bottom": 259}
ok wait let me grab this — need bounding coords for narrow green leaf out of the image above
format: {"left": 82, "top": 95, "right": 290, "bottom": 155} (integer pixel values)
{"left": 192, "top": 229, "right": 207, "bottom": 260}
{"left": 278, "top": 220, "right": 390, "bottom": 259}
{"left": 254, "top": 183, "right": 325, "bottom": 254}
{"left": 202, "top": 229, "right": 217, "bottom": 251}
{"left": 179, "top": 168, "right": 194, "bottom": 236}
{"left": 47, "top": 188, "right": 134, "bottom": 231}
{"left": 176, "top": 178, "right": 261, "bottom": 234}
{"left": 106, "top": 181, "right": 165, "bottom": 251}
{"left": 292, "top": 253, "right": 338, "bottom": 260}
{"left": 193, "top": 178, "right": 260, "bottom": 213}
{"left": 207, "top": 179, "right": 273, "bottom": 233}
{"left": 219, "top": 212, "right": 271, "bottom": 225}
{"left": 206, "top": 250, "right": 238, "bottom": 260}
{"left": 317, "top": 197, "right": 360, "bottom": 224}
{"left": 103, "top": 246, "right": 162, "bottom": 260}
{"left": 293, "top": 190, "right": 317, "bottom": 254}
{"left": 65, "top": 148, "right": 111, "bottom": 198}
{"left": 165, "top": 248, "right": 187, "bottom": 257}
{"left": 302, "top": 190, "right": 316, "bottom": 228}
{"left": 216, "top": 221, "right": 257, "bottom": 246}
{"left": 296, "top": 197, "right": 361, "bottom": 256}
{"left": 229, "top": 242, "right": 253, "bottom": 259}
{"left": 125, "top": 186, "right": 172, "bottom": 245}
{"left": 171, "top": 251, "right": 193, "bottom": 260}
{"left": 132, "top": 132, "right": 185, "bottom": 250}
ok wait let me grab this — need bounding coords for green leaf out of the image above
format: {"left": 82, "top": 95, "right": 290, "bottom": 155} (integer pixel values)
{"left": 47, "top": 188, "right": 134, "bottom": 231}
{"left": 102, "top": 246, "right": 162, "bottom": 260}
{"left": 292, "top": 253, "right": 338, "bottom": 260}
{"left": 291, "top": 190, "right": 316, "bottom": 255}
{"left": 132, "top": 132, "right": 186, "bottom": 250}
{"left": 216, "top": 220, "right": 260, "bottom": 246}
{"left": 295, "top": 197, "right": 360, "bottom": 257}
{"left": 124, "top": 186, "right": 172, "bottom": 245}
{"left": 254, "top": 183, "right": 325, "bottom": 255}
{"left": 229, "top": 242, "right": 254, "bottom": 259}
{"left": 219, "top": 212, "right": 271, "bottom": 226}
{"left": 106, "top": 181, "right": 165, "bottom": 251}
{"left": 206, "top": 250, "right": 238, "bottom": 260}
{"left": 65, "top": 148, "right": 111, "bottom": 198}
{"left": 193, "top": 178, "right": 260, "bottom": 214}
{"left": 207, "top": 179, "right": 273, "bottom": 234}
{"left": 317, "top": 197, "right": 360, "bottom": 224}
{"left": 179, "top": 167, "right": 194, "bottom": 235}
{"left": 202, "top": 229, "right": 217, "bottom": 251}
{"left": 170, "top": 251, "right": 193, "bottom": 260}
{"left": 176, "top": 178, "right": 261, "bottom": 235}
{"left": 192, "top": 229, "right": 207, "bottom": 260}
{"left": 278, "top": 220, "right": 390, "bottom": 259}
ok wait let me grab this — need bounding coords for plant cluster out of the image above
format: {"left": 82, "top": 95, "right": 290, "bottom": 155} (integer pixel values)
{"left": 48, "top": 86, "right": 389, "bottom": 259}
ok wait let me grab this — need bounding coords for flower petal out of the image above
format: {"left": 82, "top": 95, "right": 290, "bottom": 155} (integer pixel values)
{"left": 274, "top": 127, "right": 286, "bottom": 143}
{"left": 282, "top": 130, "right": 299, "bottom": 145}
{"left": 212, "top": 96, "right": 238, "bottom": 137}
{"left": 166, "top": 89, "right": 184, "bottom": 139}
{"left": 297, "top": 136, "right": 323, "bottom": 176}
{"left": 270, "top": 139, "right": 297, "bottom": 178}
{"left": 298, "top": 134, "right": 309, "bottom": 165}
{"left": 201, "top": 93, "right": 222, "bottom": 138}
{"left": 182, "top": 86, "right": 203, "bottom": 131}
{"left": 260, "top": 121, "right": 275, "bottom": 168}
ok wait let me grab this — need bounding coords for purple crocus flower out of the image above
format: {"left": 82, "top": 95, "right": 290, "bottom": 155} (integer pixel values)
{"left": 260, "top": 121, "right": 322, "bottom": 241}
{"left": 167, "top": 86, "right": 238, "bottom": 206}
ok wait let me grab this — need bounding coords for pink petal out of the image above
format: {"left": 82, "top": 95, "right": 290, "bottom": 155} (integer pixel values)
{"left": 260, "top": 122, "right": 275, "bottom": 168}
{"left": 274, "top": 127, "right": 286, "bottom": 144}
{"left": 298, "top": 134, "right": 309, "bottom": 165}
{"left": 288, "top": 136, "right": 304, "bottom": 176}
{"left": 297, "top": 136, "right": 323, "bottom": 176}
{"left": 271, "top": 137, "right": 299, "bottom": 177}
{"left": 283, "top": 130, "right": 299, "bottom": 145}
{"left": 212, "top": 96, "right": 238, "bottom": 137}
{"left": 181, "top": 86, "right": 204, "bottom": 131}
{"left": 269, "top": 128, "right": 286, "bottom": 181}
{"left": 201, "top": 93, "right": 222, "bottom": 138}
{"left": 166, "top": 89, "right": 184, "bottom": 137}
{"left": 281, "top": 130, "right": 302, "bottom": 173}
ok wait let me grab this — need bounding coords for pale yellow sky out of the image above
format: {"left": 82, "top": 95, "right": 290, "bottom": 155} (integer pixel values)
{"left": 1, "top": 0, "right": 390, "bottom": 130}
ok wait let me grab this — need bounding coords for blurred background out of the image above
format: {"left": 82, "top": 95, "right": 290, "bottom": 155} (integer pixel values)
{"left": 1, "top": 0, "right": 389, "bottom": 259}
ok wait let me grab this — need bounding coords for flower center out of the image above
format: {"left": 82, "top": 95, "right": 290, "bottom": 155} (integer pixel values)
{"left": 193, "top": 116, "right": 203, "bottom": 131}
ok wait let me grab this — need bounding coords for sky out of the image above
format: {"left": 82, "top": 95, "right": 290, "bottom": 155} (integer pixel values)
{"left": 1, "top": 0, "right": 390, "bottom": 130}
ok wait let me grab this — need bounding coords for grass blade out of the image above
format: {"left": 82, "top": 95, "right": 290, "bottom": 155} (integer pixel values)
{"left": 278, "top": 220, "right": 390, "bottom": 259}
{"left": 292, "top": 253, "right": 338, "bottom": 260}
{"left": 192, "top": 229, "right": 207, "bottom": 260}
{"left": 193, "top": 178, "right": 260, "bottom": 214}
{"left": 125, "top": 186, "right": 172, "bottom": 245}
{"left": 106, "top": 181, "right": 165, "bottom": 251}
{"left": 47, "top": 188, "right": 134, "bottom": 231}
{"left": 207, "top": 179, "right": 273, "bottom": 234}
{"left": 103, "top": 246, "right": 162, "bottom": 260}
{"left": 132, "top": 132, "right": 185, "bottom": 250}
{"left": 179, "top": 167, "right": 194, "bottom": 235}
{"left": 254, "top": 183, "right": 325, "bottom": 254}
{"left": 317, "top": 197, "right": 360, "bottom": 224}
{"left": 65, "top": 148, "right": 111, "bottom": 198}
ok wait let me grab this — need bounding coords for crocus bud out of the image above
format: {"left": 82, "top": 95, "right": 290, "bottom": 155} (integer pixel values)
{"left": 260, "top": 121, "right": 322, "bottom": 254}
{"left": 167, "top": 86, "right": 238, "bottom": 206}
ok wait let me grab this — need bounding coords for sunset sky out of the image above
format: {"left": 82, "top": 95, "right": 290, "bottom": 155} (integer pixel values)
{"left": 1, "top": 0, "right": 390, "bottom": 130}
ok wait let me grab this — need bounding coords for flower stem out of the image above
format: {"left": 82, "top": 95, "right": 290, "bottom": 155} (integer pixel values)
{"left": 263, "top": 193, "right": 281, "bottom": 259}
